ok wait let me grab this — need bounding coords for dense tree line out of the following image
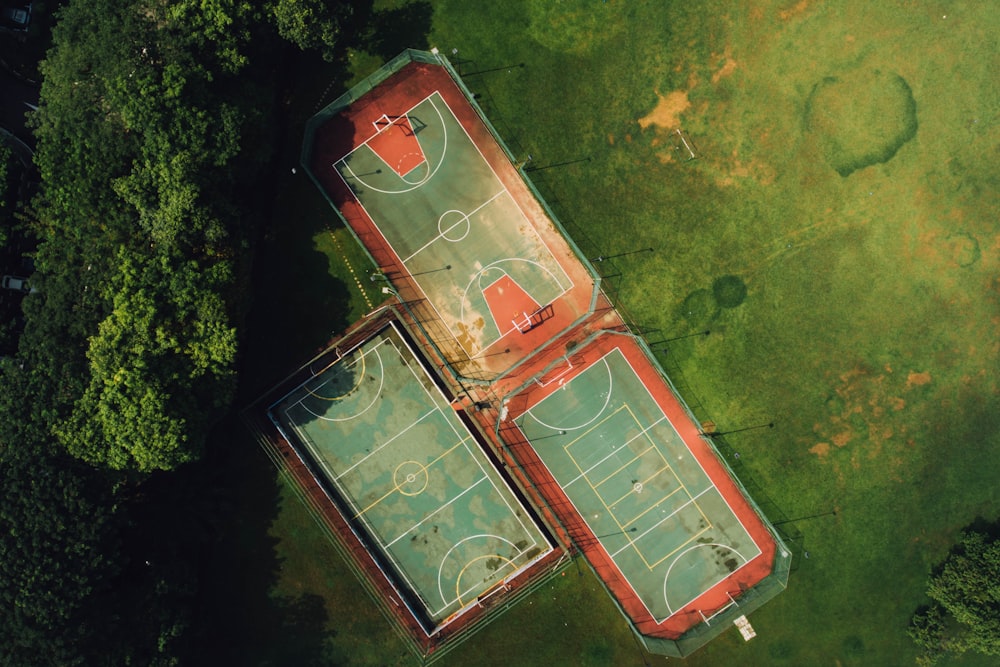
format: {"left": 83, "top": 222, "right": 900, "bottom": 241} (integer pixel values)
{"left": 0, "top": 0, "right": 350, "bottom": 663}
{"left": 909, "top": 530, "right": 1000, "bottom": 665}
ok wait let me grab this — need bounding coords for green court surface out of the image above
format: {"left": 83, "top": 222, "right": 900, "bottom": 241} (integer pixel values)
{"left": 514, "top": 347, "right": 761, "bottom": 621}
{"left": 334, "top": 91, "right": 572, "bottom": 354}
{"left": 269, "top": 323, "right": 551, "bottom": 626}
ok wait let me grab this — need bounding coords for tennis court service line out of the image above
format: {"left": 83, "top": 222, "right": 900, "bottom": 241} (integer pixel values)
{"left": 559, "top": 414, "right": 668, "bottom": 491}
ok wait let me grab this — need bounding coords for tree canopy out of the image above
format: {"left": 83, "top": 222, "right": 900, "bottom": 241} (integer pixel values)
{"left": 909, "top": 530, "right": 1000, "bottom": 665}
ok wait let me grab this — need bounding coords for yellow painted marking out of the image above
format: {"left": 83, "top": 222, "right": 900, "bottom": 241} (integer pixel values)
{"left": 328, "top": 227, "right": 375, "bottom": 310}
{"left": 455, "top": 554, "right": 515, "bottom": 605}
{"left": 304, "top": 353, "right": 366, "bottom": 401}
{"left": 562, "top": 400, "right": 717, "bottom": 570}
{"left": 352, "top": 437, "right": 471, "bottom": 519}
{"left": 393, "top": 460, "right": 429, "bottom": 496}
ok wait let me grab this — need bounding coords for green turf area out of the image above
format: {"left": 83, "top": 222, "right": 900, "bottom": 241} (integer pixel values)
{"left": 221, "top": 1, "right": 998, "bottom": 664}
{"left": 423, "top": 2, "right": 1000, "bottom": 664}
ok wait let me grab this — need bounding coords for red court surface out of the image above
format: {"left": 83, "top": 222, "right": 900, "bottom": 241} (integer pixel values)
{"left": 307, "top": 60, "right": 597, "bottom": 382}
{"left": 495, "top": 332, "right": 778, "bottom": 639}
{"left": 367, "top": 116, "right": 425, "bottom": 176}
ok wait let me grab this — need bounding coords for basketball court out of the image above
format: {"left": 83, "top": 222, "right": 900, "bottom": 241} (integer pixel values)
{"left": 268, "top": 322, "right": 553, "bottom": 630}
{"left": 306, "top": 59, "right": 598, "bottom": 379}
{"left": 504, "top": 332, "right": 777, "bottom": 633}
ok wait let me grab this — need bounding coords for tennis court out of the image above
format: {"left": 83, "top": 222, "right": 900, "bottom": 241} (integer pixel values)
{"left": 507, "top": 334, "right": 775, "bottom": 629}
{"left": 307, "top": 58, "right": 597, "bottom": 377}
{"left": 268, "top": 322, "right": 552, "bottom": 630}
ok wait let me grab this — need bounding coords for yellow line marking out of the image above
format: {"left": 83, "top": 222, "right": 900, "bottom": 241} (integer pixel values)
{"left": 563, "top": 400, "right": 717, "bottom": 570}
{"left": 328, "top": 227, "right": 375, "bottom": 310}
{"left": 352, "top": 437, "right": 471, "bottom": 519}
{"left": 456, "top": 554, "right": 514, "bottom": 605}
{"left": 303, "top": 353, "right": 366, "bottom": 401}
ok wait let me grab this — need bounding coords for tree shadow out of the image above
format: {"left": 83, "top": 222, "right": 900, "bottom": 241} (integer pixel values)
{"left": 364, "top": 2, "right": 434, "bottom": 60}
{"left": 188, "top": 419, "right": 336, "bottom": 666}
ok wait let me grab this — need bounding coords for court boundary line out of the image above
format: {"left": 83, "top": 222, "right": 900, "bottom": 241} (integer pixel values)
{"left": 661, "top": 542, "right": 752, "bottom": 615}
{"left": 394, "top": 323, "right": 544, "bottom": 545}
{"left": 335, "top": 91, "right": 576, "bottom": 357}
{"left": 513, "top": 345, "right": 764, "bottom": 623}
{"left": 522, "top": 357, "right": 613, "bottom": 431}
{"left": 277, "top": 322, "right": 551, "bottom": 625}
{"left": 563, "top": 402, "right": 713, "bottom": 570}
{"left": 335, "top": 92, "right": 447, "bottom": 195}
{"left": 614, "top": 349, "right": 765, "bottom": 561}
{"left": 293, "top": 347, "right": 386, "bottom": 422}
{"left": 431, "top": 534, "right": 528, "bottom": 615}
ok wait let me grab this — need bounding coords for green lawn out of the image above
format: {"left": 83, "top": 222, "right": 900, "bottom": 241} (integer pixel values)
{"left": 217, "top": 1, "right": 1000, "bottom": 664}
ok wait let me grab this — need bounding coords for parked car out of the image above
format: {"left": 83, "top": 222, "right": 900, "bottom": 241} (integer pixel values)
{"left": 1, "top": 275, "right": 31, "bottom": 292}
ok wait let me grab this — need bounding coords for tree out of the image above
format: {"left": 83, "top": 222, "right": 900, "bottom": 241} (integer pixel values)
{"left": 909, "top": 531, "right": 1000, "bottom": 665}
{"left": 268, "top": 0, "right": 352, "bottom": 61}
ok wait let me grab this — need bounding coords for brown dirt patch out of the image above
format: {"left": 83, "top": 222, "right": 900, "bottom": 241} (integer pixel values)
{"left": 779, "top": 0, "right": 810, "bottom": 21}
{"left": 638, "top": 90, "right": 691, "bottom": 131}
{"left": 906, "top": 371, "right": 932, "bottom": 388}
{"left": 810, "top": 442, "right": 831, "bottom": 457}
{"left": 711, "top": 47, "right": 738, "bottom": 84}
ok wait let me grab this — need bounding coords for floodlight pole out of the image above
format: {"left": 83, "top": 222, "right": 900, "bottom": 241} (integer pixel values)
{"left": 590, "top": 247, "right": 654, "bottom": 263}
{"left": 650, "top": 330, "right": 710, "bottom": 347}
{"left": 596, "top": 527, "right": 637, "bottom": 539}
{"left": 702, "top": 422, "right": 774, "bottom": 438}
{"left": 773, "top": 509, "right": 838, "bottom": 527}
{"left": 463, "top": 62, "right": 526, "bottom": 76}
{"left": 524, "top": 156, "right": 591, "bottom": 172}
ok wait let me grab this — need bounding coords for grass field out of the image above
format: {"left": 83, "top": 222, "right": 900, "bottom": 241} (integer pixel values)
{"left": 214, "top": 1, "right": 999, "bottom": 665}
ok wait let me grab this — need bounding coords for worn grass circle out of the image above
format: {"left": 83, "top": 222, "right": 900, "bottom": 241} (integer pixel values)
{"left": 679, "top": 289, "right": 719, "bottom": 326}
{"left": 712, "top": 275, "right": 747, "bottom": 308}
{"left": 804, "top": 69, "right": 917, "bottom": 176}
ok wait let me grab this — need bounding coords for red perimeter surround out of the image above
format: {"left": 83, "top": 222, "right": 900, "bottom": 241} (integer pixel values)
{"left": 299, "top": 55, "right": 779, "bottom": 649}
{"left": 498, "top": 332, "right": 777, "bottom": 639}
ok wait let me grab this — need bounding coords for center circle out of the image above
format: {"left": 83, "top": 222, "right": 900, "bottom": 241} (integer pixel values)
{"left": 634, "top": 482, "right": 644, "bottom": 493}
{"left": 438, "top": 209, "right": 472, "bottom": 242}
{"left": 394, "top": 460, "right": 429, "bottom": 496}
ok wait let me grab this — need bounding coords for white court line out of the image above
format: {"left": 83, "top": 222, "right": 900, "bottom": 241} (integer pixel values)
{"left": 334, "top": 93, "right": 448, "bottom": 196}
{"left": 662, "top": 541, "right": 752, "bottom": 615}
{"left": 523, "top": 357, "right": 613, "bottom": 432}
{"left": 334, "top": 408, "right": 438, "bottom": 480}
{"left": 343, "top": 92, "right": 575, "bottom": 355}
{"left": 610, "top": 485, "right": 715, "bottom": 559}
{"left": 560, "top": 416, "right": 667, "bottom": 490}
{"left": 401, "top": 189, "right": 506, "bottom": 264}
{"left": 385, "top": 476, "right": 489, "bottom": 548}
{"left": 613, "top": 348, "right": 765, "bottom": 557}
{"left": 294, "top": 348, "right": 385, "bottom": 422}
{"left": 433, "top": 534, "right": 518, "bottom": 610}
{"left": 394, "top": 324, "right": 542, "bottom": 544}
